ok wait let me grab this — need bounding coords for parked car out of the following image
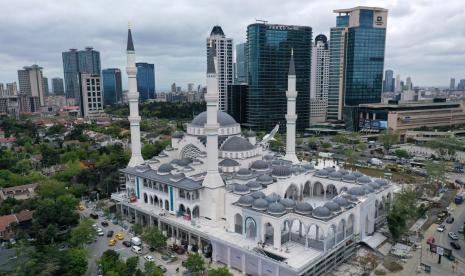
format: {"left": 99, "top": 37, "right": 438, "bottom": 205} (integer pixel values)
{"left": 437, "top": 224, "right": 446, "bottom": 232}
{"left": 107, "top": 230, "right": 114, "bottom": 238}
{"left": 446, "top": 217, "right": 455, "bottom": 224}
{"left": 122, "top": 241, "right": 131, "bottom": 247}
{"left": 101, "top": 221, "right": 109, "bottom": 227}
{"left": 157, "top": 265, "right": 167, "bottom": 273}
{"left": 97, "top": 229, "right": 105, "bottom": 236}
{"left": 144, "top": 255, "right": 155, "bottom": 262}
{"left": 108, "top": 239, "right": 117, "bottom": 246}
{"left": 116, "top": 233, "right": 124, "bottom": 240}
{"left": 449, "top": 232, "right": 459, "bottom": 240}
{"left": 451, "top": 242, "right": 461, "bottom": 250}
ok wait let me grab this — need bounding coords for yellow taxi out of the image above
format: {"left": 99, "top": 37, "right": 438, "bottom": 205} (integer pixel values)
{"left": 108, "top": 239, "right": 117, "bottom": 246}
{"left": 78, "top": 205, "right": 85, "bottom": 211}
{"left": 115, "top": 233, "right": 124, "bottom": 240}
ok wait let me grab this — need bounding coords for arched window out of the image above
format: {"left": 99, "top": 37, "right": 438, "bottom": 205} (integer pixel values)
{"left": 234, "top": 214, "right": 243, "bottom": 234}
{"left": 245, "top": 217, "right": 257, "bottom": 240}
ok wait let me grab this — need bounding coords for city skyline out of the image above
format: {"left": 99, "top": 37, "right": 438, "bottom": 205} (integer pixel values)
{"left": 0, "top": 0, "right": 464, "bottom": 90}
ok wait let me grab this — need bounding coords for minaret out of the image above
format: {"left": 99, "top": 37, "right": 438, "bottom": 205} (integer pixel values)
{"left": 126, "top": 27, "right": 144, "bottom": 167}
{"left": 200, "top": 43, "right": 225, "bottom": 221}
{"left": 284, "top": 49, "right": 299, "bottom": 163}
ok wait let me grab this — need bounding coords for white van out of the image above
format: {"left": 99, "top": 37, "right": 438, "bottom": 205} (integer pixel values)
{"left": 131, "top": 237, "right": 142, "bottom": 246}
{"left": 131, "top": 245, "right": 142, "bottom": 254}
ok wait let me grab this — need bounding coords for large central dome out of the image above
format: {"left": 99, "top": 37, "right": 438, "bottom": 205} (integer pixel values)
{"left": 191, "top": 111, "right": 237, "bottom": 127}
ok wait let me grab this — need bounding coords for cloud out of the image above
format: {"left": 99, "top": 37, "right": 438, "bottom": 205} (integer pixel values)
{"left": 0, "top": 0, "right": 463, "bottom": 90}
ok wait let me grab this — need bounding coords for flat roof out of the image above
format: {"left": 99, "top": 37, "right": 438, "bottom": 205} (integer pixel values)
{"left": 359, "top": 101, "right": 461, "bottom": 109}
{"left": 334, "top": 6, "right": 388, "bottom": 13}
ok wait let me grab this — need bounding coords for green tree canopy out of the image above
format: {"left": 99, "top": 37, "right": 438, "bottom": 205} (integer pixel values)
{"left": 141, "top": 227, "right": 167, "bottom": 250}
{"left": 185, "top": 253, "right": 205, "bottom": 273}
{"left": 69, "top": 219, "right": 96, "bottom": 248}
{"left": 208, "top": 266, "right": 234, "bottom": 276}
{"left": 378, "top": 131, "right": 400, "bottom": 151}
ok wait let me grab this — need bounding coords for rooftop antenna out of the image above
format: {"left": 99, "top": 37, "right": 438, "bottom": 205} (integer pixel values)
{"left": 255, "top": 18, "right": 268, "bottom": 24}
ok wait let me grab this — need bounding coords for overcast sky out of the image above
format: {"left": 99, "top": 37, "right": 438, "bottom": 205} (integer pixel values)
{"left": 0, "top": 0, "right": 464, "bottom": 91}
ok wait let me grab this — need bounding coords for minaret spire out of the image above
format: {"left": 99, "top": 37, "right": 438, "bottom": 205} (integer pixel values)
{"left": 126, "top": 26, "right": 144, "bottom": 167}
{"left": 284, "top": 49, "right": 299, "bottom": 163}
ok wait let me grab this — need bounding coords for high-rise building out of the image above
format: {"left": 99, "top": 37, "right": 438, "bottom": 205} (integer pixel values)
{"left": 79, "top": 73, "right": 104, "bottom": 118}
{"left": 247, "top": 23, "right": 311, "bottom": 131}
{"left": 42, "top": 77, "right": 49, "bottom": 96}
{"left": 310, "top": 34, "right": 329, "bottom": 125}
{"left": 187, "top": 83, "right": 194, "bottom": 92}
{"left": 450, "top": 78, "right": 456, "bottom": 91}
{"left": 207, "top": 25, "right": 233, "bottom": 111}
{"left": 395, "top": 74, "right": 401, "bottom": 92}
{"left": 383, "top": 70, "right": 394, "bottom": 92}
{"left": 135, "top": 62, "right": 155, "bottom": 101}
{"left": 458, "top": 79, "right": 465, "bottom": 90}
{"left": 171, "top": 83, "right": 176, "bottom": 93}
{"left": 52, "top": 78, "right": 65, "bottom": 95}
{"left": 327, "top": 7, "right": 388, "bottom": 130}
{"left": 0, "top": 82, "right": 19, "bottom": 117}
{"left": 406, "top": 77, "right": 412, "bottom": 90}
{"left": 62, "top": 47, "right": 101, "bottom": 105}
{"left": 102, "top": 68, "right": 122, "bottom": 105}
{"left": 227, "top": 84, "right": 248, "bottom": 124}
{"left": 235, "top": 43, "right": 247, "bottom": 84}
{"left": 17, "top": 64, "right": 45, "bottom": 113}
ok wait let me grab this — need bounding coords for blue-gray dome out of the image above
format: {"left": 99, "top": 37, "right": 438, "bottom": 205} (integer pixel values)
{"left": 237, "top": 195, "right": 254, "bottom": 207}
{"left": 329, "top": 171, "right": 343, "bottom": 180}
{"left": 158, "top": 163, "right": 174, "bottom": 174}
{"left": 353, "top": 171, "right": 363, "bottom": 178}
{"left": 325, "top": 167, "right": 336, "bottom": 173}
{"left": 357, "top": 176, "right": 371, "bottom": 184}
{"left": 257, "top": 174, "right": 273, "bottom": 185}
{"left": 267, "top": 202, "right": 286, "bottom": 215}
{"left": 279, "top": 198, "right": 296, "bottom": 210}
{"left": 263, "top": 154, "right": 275, "bottom": 161}
{"left": 219, "top": 159, "right": 240, "bottom": 167}
{"left": 246, "top": 181, "right": 261, "bottom": 191}
{"left": 252, "top": 198, "right": 268, "bottom": 211}
{"left": 191, "top": 111, "right": 237, "bottom": 127}
{"left": 295, "top": 202, "right": 313, "bottom": 215}
{"left": 302, "top": 163, "right": 315, "bottom": 171}
{"left": 342, "top": 173, "right": 357, "bottom": 182}
{"left": 251, "top": 191, "right": 265, "bottom": 199}
{"left": 369, "top": 181, "right": 381, "bottom": 190}
{"left": 362, "top": 184, "right": 374, "bottom": 193}
{"left": 375, "top": 178, "right": 388, "bottom": 186}
{"left": 172, "top": 131, "right": 184, "bottom": 139}
{"left": 250, "top": 160, "right": 269, "bottom": 171}
{"left": 315, "top": 169, "right": 329, "bottom": 178}
{"left": 312, "top": 206, "right": 331, "bottom": 218}
{"left": 333, "top": 197, "right": 350, "bottom": 207}
{"left": 272, "top": 165, "right": 292, "bottom": 177}
{"left": 338, "top": 169, "right": 349, "bottom": 175}
{"left": 178, "top": 158, "right": 192, "bottom": 166}
{"left": 233, "top": 184, "right": 250, "bottom": 195}
{"left": 265, "top": 193, "right": 280, "bottom": 203}
{"left": 348, "top": 186, "right": 367, "bottom": 196}
{"left": 236, "top": 168, "right": 253, "bottom": 176}
{"left": 221, "top": 136, "right": 254, "bottom": 152}
{"left": 324, "top": 202, "right": 341, "bottom": 212}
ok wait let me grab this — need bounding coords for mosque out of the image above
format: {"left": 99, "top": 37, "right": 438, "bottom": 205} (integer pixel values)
{"left": 111, "top": 27, "right": 397, "bottom": 276}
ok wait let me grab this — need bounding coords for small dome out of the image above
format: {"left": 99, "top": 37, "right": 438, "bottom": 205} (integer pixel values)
{"left": 245, "top": 130, "right": 256, "bottom": 137}
{"left": 191, "top": 111, "right": 237, "bottom": 128}
{"left": 210, "top": 25, "right": 225, "bottom": 36}
{"left": 272, "top": 165, "right": 292, "bottom": 177}
{"left": 333, "top": 197, "right": 350, "bottom": 207}
{"left": 302, "top": 163, "right": 315, "bottom": 171}
{"left": 178, "top": 158, "right": 192, "bottom": 166}
{"left": 279, "top": 198, "right": 296, "bottom": 210}
{"left": 252, "top": 198, "right": 268, "bottom": 211}
{"left": 324, "top": 202, "right": 341, "bottom": 212}
{"left": 251, "top": 191, "right": 265, "bottom": 199}
{"left": 357, "top": 176, "right": 371, "bottom": 184}
{"left": 221, "top": 136, "right": 254, "bottom": 152}
{"left": 250, "top": 160, "right": 269, "bottom": 171}
{"left": 369, "top": 181, "right": 381, "bottom": 190}
{"left": 172, "top": 131, "right": 184, "bottom": 139}
{"left": 338, "top": 169, "right": 349, "bottom": 175}
{"left": 219, "top": 159, "right": 240, "bottom": 167}
{"left": 353, "top": 171, "right": 363, "bottom": 178}
{"left": 295, "top": 202, "right": 313, "bottom": 215}
{"left": 171, "top": 159, "right": 181, "bottom": 165}
{"left": 325, "top": 167, "right": 336, "bottom": 173}
{"left": 158, "top": 163, "right": 174, "bottom": 174}
{"left": 237, "top": 168, "right": 253, "bottom": 176}
{"left": 315, "top": 169, "right": 329, "bottom": 178}
{"left": 263, "top": 154, "right": 274, "bottom": 161}
{"left": 267, "top": 202, "right": 286, "bottom": 215}
{"left": 348, "top": 186, "right": 367, "bottom": 196}
{"left": 329, "top": 171, "right": 342, "bottom": 180}
{"left": 375, "top": 178, "right": 388, "bottom": 186}
{"left": 312, "top": 206, "right": 332, "bottom": 218}
{"left": 257, "top": 174, "right": 273, "bottom": 185}
{"left": 246, "top": 181, "right": 261, "bottom": 191}
{"left": 237, "top": 195, "right": 254, "bottom": 207}
{"left": 362, "top": 184, "right": 374, "bottom": 193}
{"left": 342, "top": 173, "right": 357, "bottom": 182}
{"left": 233, "top": 184, "right": 250, "bottom": 195}
{"left": 342, "top": 193, "right": 358, "bottom": 202}
{"left": 265, "top": 193, "right": 281, "bottom": 203}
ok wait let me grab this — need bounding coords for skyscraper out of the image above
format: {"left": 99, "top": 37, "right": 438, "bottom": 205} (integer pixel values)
{"left": 62, "top": 47, "right": 101, "bottom": 105}
{"left": 235, "top": 42, "right": 247, "bottom": 84}
{"left": 17, "top": 64, "right": 45, "bottom": 113}
{"left": 42, "top": 77, "right": 49, "bottom": 96}
{"left": 406, "top": 77, "right": 412, "bottom": 90}
{"left": 247, "top": 23, "right": 312, "bottom": 131}
{"left": 207, "top": 25, "right": 233, "bottom": 111}
{"left": 135, "top": 62, "right": 155, "bottom": 101}
{"left": 327, "top": 6, "right": 388, "bottom": 130}
{"left": 52, "top": 78, "right": 65, "bottom": 95}
{"left": 450, "top": 78, "right": 456, "bottom": 91}
{"left": 310, "top": 34, "right": 329, "bottom": 125}
{"left": 383, "top": 70, "right": 394, "bottom": 92}
{"left": 79, "top": 73, "right": 104, "bottom": 118}
{"left": 102, "top": 68, "right": 122, "bottom": 105}
{"left": 395, "top": 74, "right": 401, "bottom": 92}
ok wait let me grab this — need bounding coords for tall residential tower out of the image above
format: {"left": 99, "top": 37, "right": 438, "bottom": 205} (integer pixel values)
{"left": 310, "top": 34, "right": 329, "bottom": 125}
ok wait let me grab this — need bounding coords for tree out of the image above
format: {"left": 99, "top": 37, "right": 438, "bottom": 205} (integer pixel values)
{"left": 378, "top": 131, "right": 400, "bottom": 152}
{"left": 185, "top": 253, "right": 205, "bottom": 273}
{"left": 425, "top": 161, "right": 446, "bottom": 193}
{"left": 426, "top": 136, "right": 464, "bottom": 158}
{"left": 356, "top": 143, "right": 368, "bottom": 152}
{"left": 141, "top": 227, "right": 167, "bottom": 250}
{"left": 344, "top": 149, "right": 360, "bottom": 169}
{"left": 62, "top": 248, "right": 88, "bottom": 276}
{"left": 208, "top": 266, "right": 234, "bottom": 276}
{"left": 125, "top": 256, "right": 139, "bottom": 275}
{"left": 37, "top": 179, "right": 67, "bottom": 200}
{"left": 69, "top": 219, "right": 96, "bottom": 247}
{"left": 270, "top": 133, "right": 283, "bottom": 152}
{"left": 307, "top": 137, "right": 319, "bottom": 149}
{"left": 394, "top": 149, "right": 410, "bottom": 159}
{"left": 320, "top": 142, "right": 332, "bottom": 152}
{"left": 331, "top": 134, "right": 349, "bottom": 144}
{"left": 386, "top": 189, "right": 418, "bottom": 240}
{"left": 144, "top": 262, "right": 163, "bottom": 276}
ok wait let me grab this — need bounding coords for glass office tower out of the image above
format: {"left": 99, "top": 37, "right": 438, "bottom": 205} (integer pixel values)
{"left": 247, "top": 23, "right": 312, "bottom": 132}
{"left": 135, "top": 62, "right": 155, "bottom": 101}
{"left": 235, "top": 43, "right": 247, "bottom": 84}
{"left": 327, "top": 7, "right": 388, "bottom": 130}
{"left": 102, "top": 68, "right": 122, "bottom": 105}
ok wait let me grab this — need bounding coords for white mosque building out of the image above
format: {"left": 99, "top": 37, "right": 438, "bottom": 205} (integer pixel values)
{"left": 111, "top": 27, "right": 397, "bottom": 276}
